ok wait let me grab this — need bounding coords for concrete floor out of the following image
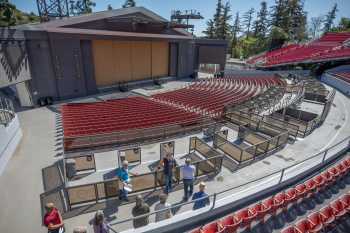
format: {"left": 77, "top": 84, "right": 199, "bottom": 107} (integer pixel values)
{"left": 0, "top": 81, "right": 349, "bottom": 233}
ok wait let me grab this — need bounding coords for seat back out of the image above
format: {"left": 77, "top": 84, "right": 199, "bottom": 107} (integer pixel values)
{"left": 320, "top": 206, "right": 334, "bottom": 219}
{"left": 281, "top": 226, "right": 298, "bottom": 233}
{"left": 307, "top": 212, "right": 322, "bottom": 226}
{"left": 295, "top": 219, "right": 310, "bottom": 232}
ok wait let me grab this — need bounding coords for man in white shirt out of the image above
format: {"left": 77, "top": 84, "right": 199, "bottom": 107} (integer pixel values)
{"left": 181, "top": 158, "right": 195, "bottom": 201}
{"left": 154, "top": 194, "right": 172, "bottom": 222}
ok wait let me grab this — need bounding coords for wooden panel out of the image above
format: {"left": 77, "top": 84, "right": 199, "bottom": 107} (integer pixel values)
{"left": 131, "top": 41, "right": 151, "bottom": 81}
{"left": 151, "top": 41, "right": 169, "bottom": 77}
{"left": 113, "top": 41, "right": 132, "bottom": 82}
{"left": 92, "top": 40, "right": 116, "bottom": 87}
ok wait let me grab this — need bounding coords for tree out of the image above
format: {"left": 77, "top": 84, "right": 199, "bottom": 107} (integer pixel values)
{"left": 243, "top": 8, "right": 255, "bottom": 38}
{"left": 288, "top": 0, "right": 307, "bottom": 42}
{"left": 268, "top": 26, "right": 288, "bottom": 50}
{"left": 123, "top": 0, "right": 136, "bottom": 8}
{"left": 337, "top": 17, "right": 350, "bottom": 31}
{"left": 231, "top": 12, "right": 241, "bottom": 57}
{"left": 203, "top": 19, "right": 215, "bottom": 39}
{"left": 309, "top": 16, "right": 323, "bottom": 39}
{"left": 270, "top": 0, "right": 288, "bottom": 29}
{"left": 213, "top": 0, "right": 223, "bottom": 37}
{"left": 253, "top": 1, "right": 268, "bottom": 38}
{"left": 107, "top": 4, "right": 113, "bottom": 10}
{"left": 217, "top": 1, "right": 232, "bottom": 40}
{"left": 323, "top": 3, "right": 338, "bottom": 33}
{"left": 70, "top": 0, "right": 96, "bottom": 15}
{"left": 0, "top": 0, "right": 17, "bottom": 26}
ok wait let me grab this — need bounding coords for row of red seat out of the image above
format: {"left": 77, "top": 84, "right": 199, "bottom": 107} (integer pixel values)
{"left": 282, "top": 193, "right": 350, "bottom": 233}
{"left": 152, "top": 76, "right": 282, "bottom": 117}
{"left": 62, "top": 97, "right": 203, "bottom": 137}
{"left": 247, "top": 32, "right": 350, "bottom": 67}
{"left": 191, "top": 156, "right": 350, "bottom": 233}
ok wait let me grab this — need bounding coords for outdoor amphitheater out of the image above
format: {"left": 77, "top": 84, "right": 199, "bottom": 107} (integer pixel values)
{"left": 0, "top": 6, "right": 350, "bottom": 233}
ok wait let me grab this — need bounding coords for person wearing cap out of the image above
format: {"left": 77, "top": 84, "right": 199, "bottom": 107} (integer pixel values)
{"left": 181, "top": 158, "right": 195, "bottom": 201}
{"left": 132, "top": 195, "right": 150, "bottom": 228}
{"left": 43, "top": 203, "right": 64, "bottom": 233}
{"left": 91, "top": 210, "right": 110, "bottom": 233}
{"left": 116, "top": 160, "right": 136, "bottom": 201}
{"left": 192, "top": 182, "right": 210, "bottom": 210}
{"left": 154, "top": 193, "right": 172, "bottom": 222}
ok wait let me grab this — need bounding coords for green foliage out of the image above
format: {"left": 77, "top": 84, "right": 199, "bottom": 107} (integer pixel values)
{"left": 323, "top": 3, "right": 337, "bottom": 33}
{"left": 242, "top": 8, "right": 255, "bottom": 38}
{"left": 253, "top": 1, "right": 268, "bottom": 38}
{"left": 0, "top": 0, "right": 39, "bottom": 27}
{"left": 70, "top": 0, "right": 96, "bottom": 15}
{"left": 122, "top": 0, "right": 136, "bottom": 8}
{"left": 329, "top": 17, "right": 350, "bottom": 33}
{"left": 203, "top": 0, "right": 232, "bottom": 40}
{"left": 107, "top": 4, "right": 113, "bottom": 11}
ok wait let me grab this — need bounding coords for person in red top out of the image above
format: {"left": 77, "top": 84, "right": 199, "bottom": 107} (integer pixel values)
{"left": 43, "top": 203, "right": 64, "bottom": 233}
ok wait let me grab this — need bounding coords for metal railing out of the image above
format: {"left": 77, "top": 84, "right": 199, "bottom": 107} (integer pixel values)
{"left": 107, "top": 135, "right": 349, "bottom": 233}
{"left": 0, "top": 96, "right": 15, "bottom": 126}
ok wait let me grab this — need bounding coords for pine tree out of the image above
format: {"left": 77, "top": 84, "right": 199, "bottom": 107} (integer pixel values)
{"left": 213, "top": 0, "right": 223, "bottom": 38}
{"left": 203, "top": 19, "right": 215, "bottom": 38}
{"left": 231, "top": 12, "right": 241, "bottom": 57}
{"left": 270, "top": 0, "right": 287, "bottom": 28}
{"left": 253, "top": 1, "right": 268, "bottom": 38}
{"left": 243, "top": 8, "right": 255, "bottom": 38}
{"left": 323, "top": 3, "right": 338, "bottom": 33}
{"left": 288, "top": 0, "right": 307, "bottom": 42}
{"left": 0, "top": 0, "right": 17, "bottom": 26}
{"left": 122, "top": 0, "right": 136, "bottom": 8}
{"left": 70, "top": 0, "right": 95, "bottom": 15}
{"left": 107, "top": 4, "right": 113, "bottom": 10}
{"left": 217, "top": 2, "right": 232, "bottom": 40}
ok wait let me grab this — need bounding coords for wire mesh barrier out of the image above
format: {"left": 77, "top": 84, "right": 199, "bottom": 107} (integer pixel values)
{"left": 0, "top": 96, "right": 15, "bottom": 126}
{"left": 64, "top": 142, "right": 223, "bottom": 210}
{"left": 107, "top": 136, "right": 350, "bottom": 233}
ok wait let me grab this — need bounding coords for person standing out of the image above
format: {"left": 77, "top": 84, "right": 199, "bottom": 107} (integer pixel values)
{"left": 192, "top": 182, "right": 210, "bottom": 210}
{"left": 154, "top": 194, "right": 172, "bottom": 222}
{"left": 116, "top": 160, "right": 136, "bottom": 201}
{"left": 132, "top": 195, "right": 150, "bottom": 228}
{"left": 182, "top": 158, "right": 195, "bottom": 201}
{"left": 159, "top": 153, "right": 177, "bottom": 194}
{"left": 92, "top": 211, "right": 109, "bottom": 233}
{"left": 43, "top": 203, "right": 64, "bottom": 233}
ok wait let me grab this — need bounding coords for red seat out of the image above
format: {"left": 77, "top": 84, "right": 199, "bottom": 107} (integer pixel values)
{"left": 320, "top": 206, "right": 335, "bottom": 227}
{"left": 321, "top": 171, "right": 334, "bottom": 185}
{"left": 253, "top": 202, "right": 270, "bottom": 223}
{"left": 307, "top": 212, "right": 323, "bottom": 233}
{"left": 220, "top": 215, "right": 241, "bottom": 233}
{"left": 313, "top": 175, "right": 325, "bottom": 191}
{"left": 339, "top": 194, "right": 350, "bottom": 211}
{"left": 330, "top": 199, "right": 347, "bottom": 219}
{"left": 305, "top": 179, "right": 317, "bottom": 197}
{"left": 200, "top": 222, "right": 224, "bottom": 233}
{"left": 295, "top": 183, "right": 308, "bottom": 201}
{"left": 281, "top": 225, "right": 299, "bottom": 233}
{"left": 295, "top": 218, "right": 311, "bottom": 233}
{"left": 328, "top": 167, "right": 340, "bottom": 179}
{"left": 341, "top": 160, "right": 350, "bottom": 172}
{"left": 262, "top": 197, "right": 275, "bottom": 215}
{"left": 336, "top": 163, "right": 347, "bottom": 176}
{"left": 274, "top": 192, "right": 286, "bottom": 214}
{"left": 285, "top": 188, "right": 297, "bottom": 205}
{"left": 236, "top": 208, "right": 257, "bottom": 231}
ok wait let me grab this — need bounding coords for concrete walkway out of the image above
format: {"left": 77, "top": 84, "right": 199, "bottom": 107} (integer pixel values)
{"left": 0, "top": 84, "right": 349, "bottom": 233}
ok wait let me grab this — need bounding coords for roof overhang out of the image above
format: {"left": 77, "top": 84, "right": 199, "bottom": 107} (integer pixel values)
{"left": 46, "top": 27, "right": 193, "bottom": 40}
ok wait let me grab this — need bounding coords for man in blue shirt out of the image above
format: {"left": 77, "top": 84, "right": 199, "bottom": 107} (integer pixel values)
{"left": 192, "top": 182, "right": 210, "bottom": 210}
{"left": 116, "top": 160, "right": 136, "bottom": 201}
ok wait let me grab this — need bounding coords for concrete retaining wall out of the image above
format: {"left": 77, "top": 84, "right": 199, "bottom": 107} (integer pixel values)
{"left": 0, "top": 114, "right": 22, "bottom": 176}
{"left": 321, "top": 73, "right": 350, "bottom": 97}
